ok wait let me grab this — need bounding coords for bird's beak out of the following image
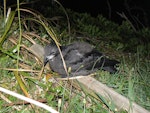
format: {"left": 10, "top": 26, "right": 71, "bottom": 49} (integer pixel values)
{"left": 43, "top": 55, "right": 55, "bottom": 66}
{"left": 44, "top": 57, "right": 49, "bottom": 67}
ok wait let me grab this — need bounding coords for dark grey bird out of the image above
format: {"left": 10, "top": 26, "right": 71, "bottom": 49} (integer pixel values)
{"left": 44, "top": 41, "right": 119, "bottom": 78}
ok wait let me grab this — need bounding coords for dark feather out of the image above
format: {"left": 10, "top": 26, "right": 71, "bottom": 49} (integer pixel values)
{"left": 44, "top": 41, "right": 119, "bottom": 77}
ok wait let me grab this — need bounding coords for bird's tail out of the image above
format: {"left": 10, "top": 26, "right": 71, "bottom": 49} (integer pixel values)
{"left": 102, "top": 58, "right": 119, "bottom": 73}
{"left": 93, "top": 57, "right": 119, "bottom": 73}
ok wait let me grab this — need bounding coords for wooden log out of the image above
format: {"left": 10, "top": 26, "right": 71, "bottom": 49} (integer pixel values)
{"left": 76, "top": 76, "right": 150, "bottom": 113}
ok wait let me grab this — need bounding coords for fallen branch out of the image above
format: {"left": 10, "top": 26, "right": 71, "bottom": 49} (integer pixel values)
{"left": 0, "top": 87, "right": 59, "bottom": 113}
{"left": 76, "top": 76, "right": 150, "bottom": 113}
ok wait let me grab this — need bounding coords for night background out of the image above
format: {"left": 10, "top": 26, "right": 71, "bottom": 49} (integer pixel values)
{"left": 61, "top": 0, "right": 150, "bottom": 26}
{"left": 2, "top": 0, "right": 150, "bottom": 45}
{"left": 0, "top": 0, "right": 150, "bottom": 112}
{"left": 2, "top": 0, "right": 150, "bottom": 27}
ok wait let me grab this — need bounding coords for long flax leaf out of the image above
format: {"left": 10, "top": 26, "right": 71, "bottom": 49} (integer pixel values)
{"left": 0, "top": 11, "right": 15, "bottom": 46}
{"left": 13, "top": 71, "right": 29, "bottom": 97}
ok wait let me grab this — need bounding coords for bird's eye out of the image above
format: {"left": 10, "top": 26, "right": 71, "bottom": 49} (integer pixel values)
{"left": 51, "top": 51, "right": 55, "bottom": 54}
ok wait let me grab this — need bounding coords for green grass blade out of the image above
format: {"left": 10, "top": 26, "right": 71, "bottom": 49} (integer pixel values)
{"left": 0, "top": 11, "right": 15, "bottom": 46}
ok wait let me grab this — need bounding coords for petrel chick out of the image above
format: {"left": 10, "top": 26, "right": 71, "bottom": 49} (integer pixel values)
{"left": 44, "top": 41, "right": 119, "bottom": 78}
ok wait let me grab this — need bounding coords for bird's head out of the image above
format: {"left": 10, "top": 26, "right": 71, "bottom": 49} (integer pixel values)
{"left": 43, "top": 44, "right": 58, "bottom": 66}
